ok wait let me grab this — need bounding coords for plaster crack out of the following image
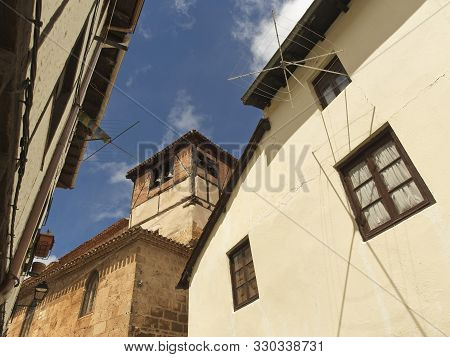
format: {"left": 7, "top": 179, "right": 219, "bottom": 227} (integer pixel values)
{"left": 289, "top": 176, "right": 318, "bottom": 193}
{"left": 392, "top": 72, "right": 448, "bottom": 118}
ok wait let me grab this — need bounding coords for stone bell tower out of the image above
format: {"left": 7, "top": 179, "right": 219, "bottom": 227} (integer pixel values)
{"left": 126, "top": 130, "right": 237, "bottom": 246}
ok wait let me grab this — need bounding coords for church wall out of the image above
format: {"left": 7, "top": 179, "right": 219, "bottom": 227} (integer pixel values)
{"left": 128, "top": 240, "right": 189, "bottom": 337}
{"left": 7, "top": 243, "right": 138, "bottom": 336}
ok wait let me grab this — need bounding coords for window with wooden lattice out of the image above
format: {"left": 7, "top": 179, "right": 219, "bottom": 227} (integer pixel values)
{"left": 337, "top": 125, "right": 435, "bottom": 240}
{"left": 228, "top": 237, "right": 259, "bottom": 310}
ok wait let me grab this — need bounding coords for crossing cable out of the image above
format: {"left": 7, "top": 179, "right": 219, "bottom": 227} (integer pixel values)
{"left": 83, "top": 121, "right": 140, "bottom": 162}
{"left": 0, "top": 0, "right": 223, "bottom": 160}
{"left": 252, "top": 187, "right": 447, "bottom": 337}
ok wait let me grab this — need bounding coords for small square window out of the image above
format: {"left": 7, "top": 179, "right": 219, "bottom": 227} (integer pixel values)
{"left": 312, "top": 55, "right": 351, "bottom": 109}
{"left": 228, "top": 238, "right": 259, "bottom": 310}
{"left": 337, "top": 125, "right": 435, "bottom": 240}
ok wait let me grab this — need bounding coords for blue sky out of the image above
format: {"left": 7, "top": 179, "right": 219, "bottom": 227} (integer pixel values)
{"left": 41, "top": 0, "right": 313, "bottom": 260}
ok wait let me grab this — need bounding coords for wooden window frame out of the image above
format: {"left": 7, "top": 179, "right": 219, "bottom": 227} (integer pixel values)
{"left": 336, "top": 125, "right": 435, "bottom": 241}
{"left": 227, "top": 237, "right": 259, "bottom": 311}
{"left": 312, "top": 55, "right": 351, "bottom": 109}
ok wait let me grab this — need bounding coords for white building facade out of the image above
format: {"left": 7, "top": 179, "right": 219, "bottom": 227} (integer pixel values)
{"left": 179, "top": 0, "right": 450, "bottom": 336}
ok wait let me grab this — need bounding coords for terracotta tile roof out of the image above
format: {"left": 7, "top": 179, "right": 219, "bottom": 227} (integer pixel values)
{"left": 126, "top": 130, "right": 237, "bottom": 180}
{"left": 241, "top": 0, "right": 350, "bottom": 109}
{"left": 56, "top": 218, "right": 129, "bottom": 265}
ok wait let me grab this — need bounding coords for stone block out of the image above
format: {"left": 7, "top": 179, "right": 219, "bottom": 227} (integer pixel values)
{"left": 159, "top": 319, "right": 170, "bottom": 331}
{"left": 163, "top": 309, "right": 178, "bottom": 321}
{"left": 151, "top": 306, "right": 164, "bottom": 318}
{"left": 136, "top": 332, "right": 155, "bottom": 337}
{"left": 178, "top": 314, "right": 188, "bottom": 323}
{"left": 92, "top": 321, "right": 106, "bottom": 336}
{"left": 144, "top": 316, "right": 159, "bottom": 329}
{"left": 171, "top": 322, "right": 183, "bottom": 333}
{"left": 176, "top": 294, "right": 186, "bottom": 303}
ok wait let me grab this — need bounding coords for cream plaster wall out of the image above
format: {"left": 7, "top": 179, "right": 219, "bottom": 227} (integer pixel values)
{"left": 131, "top": 179, "right": 200, "bottom": 245}
{"left": 189, "top": 0, "right": 450, "bottom": 336}
{"left": 131, "top": 173, "right": 220, "bottom": 245}
{"left": 196, "top": 176, "right": 220, "bottom": 205}
{"left": 136, "top": 202, "right": 213, "bottom": 246}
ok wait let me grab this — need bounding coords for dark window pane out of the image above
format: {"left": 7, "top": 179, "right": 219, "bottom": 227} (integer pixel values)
{"left": 234, "top": 269, "right": 246, "bottom": 288}
{"left": 246, "top": 262, "right": 256, "bottom": 280}
{"left": 247, "top": 279, "right": 258, "bottom": 299}
{"left": 244, "top": 247, "right": 252, "bottom": 265}
{"left": 312, "top": 56, "right": 351, "bottom": 108}
{"left": 338, "top": 126, "right": 434, "bottom": 240}
{"left": 229, "top": 239, "right": 259, "bottom": 309}
{"left": 232, "top": 252, "right": 244, "bottom": 271}
{"left": 235, "top": 286, "right": 248, "bottom": 306}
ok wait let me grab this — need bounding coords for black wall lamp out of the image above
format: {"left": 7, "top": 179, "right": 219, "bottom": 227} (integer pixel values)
{"left": 15, "top": 282, "right": 49, "bottom": 309}
{"left": 33, "top": 282, "right": 49, "bottom": 303}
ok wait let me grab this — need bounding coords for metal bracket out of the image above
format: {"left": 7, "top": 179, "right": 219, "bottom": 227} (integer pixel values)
{"left": 94, "top": 35, "right": 128, "bottom": 51}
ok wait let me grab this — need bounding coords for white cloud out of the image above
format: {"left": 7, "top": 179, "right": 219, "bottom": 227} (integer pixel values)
{"left": 135, "top": 10, "right": 152, "bottom": 40}
{"left": 137, "top": 24, "right": 152, "bottom": 40}
{"left": 162, "top": 89, "right": 207, "bottom": 146}
{"left": 90, "top": 188, "right": 130, "bottom": 223}
{"left": 125, "top": 64, "right": 152, "bottom": 88}
{"left": 172, "top": 0, "right": 197, "bottom": 30}
{"left": 173, "top": 0, "right": 197, "bottom": 16}
{"left": 91, "top": 161, "right": 132, "bottom": 184}
{"left": 125, "top": 77, "right": 134, "bottom": 88}
{"left": 88, "top": 161, "right": 133, "bottom": 223}
{"left": 34, "top": 254, "right": 58, "bottom": 265}
{"left": 232, "top": 0, "right": 314, "bottom": 70}
{"left": 91, "top": 208, "right": 128, "bottom": 222}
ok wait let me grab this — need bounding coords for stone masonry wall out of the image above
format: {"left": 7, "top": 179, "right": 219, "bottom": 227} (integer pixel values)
{"left": 128, "top": 239, "right": 189, "bottom": 337}
{"left": 7, "top": 243, "right": 137, "bottom": 337}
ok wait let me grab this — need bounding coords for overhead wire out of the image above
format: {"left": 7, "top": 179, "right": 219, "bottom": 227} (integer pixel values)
{"left": 84, "top": 81, "right": 140, "bottom": 160}
{"left": 253, "top": 189, "right": 446, "bottom": 336}
{"left": 83, "top": 121, "right": 140, "bottom": 162}
{"left": 228, "top": 9, "right": 342, "bottom": 106}
{"left": 0, "top": 0, "right": 201, "bottom": 155}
